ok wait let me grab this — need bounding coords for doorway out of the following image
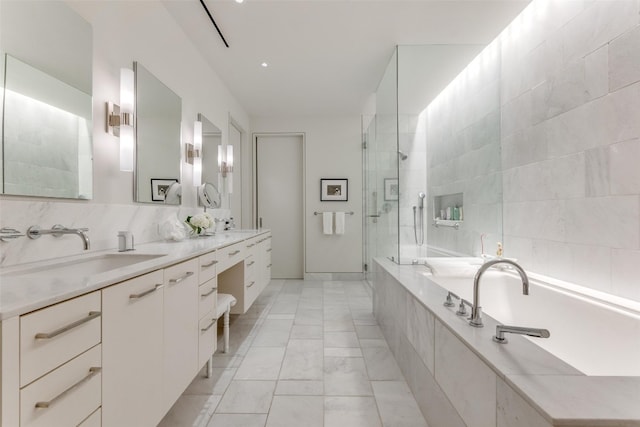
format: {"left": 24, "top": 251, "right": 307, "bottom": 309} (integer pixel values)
{"left": 255, "top": 133, "right": 304, "bottom": 279}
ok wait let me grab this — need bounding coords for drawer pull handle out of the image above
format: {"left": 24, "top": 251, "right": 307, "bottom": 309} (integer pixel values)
{"left": 201, "top": 319, "right": 217, "bottom": 332}
{"left": 169, "top": 271, "right": 194, "bottom": 284}
{"left": 201, "top": 260, "right": 218, "bottom": 268}
{"left": 247, "top": 243, "right": 255, "bottom": 248}
{"left": 247, "top": 261, "right": 255, "bottom": 267}
{"left": 247, "top": 281, "right": 255, "bottom": 288}
{"left": 129, "top": 284, "right": 163, "bottom": 300}
{"left": 35, "top": 311, "right": 101, "bottom": 340}
{"left": 267, "top": 264, "right": 272, "bottom": 268}
{"left": 266, "top": 248, "right": 272, "bottom": 252}
{"left": 229, "top": 250, "right": 241, "bottom": 256}
{"left": 35, "top": 367, "right": 101, "bottom": 409}
{"left": 201, "top": 287, "right": 217, "bottom": 297}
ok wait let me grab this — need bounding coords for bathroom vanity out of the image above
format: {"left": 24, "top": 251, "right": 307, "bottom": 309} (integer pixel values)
{"left": 0, "top": 229, "right": 271, "bottom": 427}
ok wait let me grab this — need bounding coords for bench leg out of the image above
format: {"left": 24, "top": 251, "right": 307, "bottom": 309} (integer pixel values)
{"left": 223, "top": 306, "right": 230, "bottom": 353}
{"left": 206, "top": 356, "right": 213, "bottom": 378}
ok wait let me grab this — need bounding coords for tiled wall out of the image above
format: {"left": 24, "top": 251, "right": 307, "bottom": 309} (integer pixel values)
{"left": 499, "top": 0, "right": 640, "bottom": 301}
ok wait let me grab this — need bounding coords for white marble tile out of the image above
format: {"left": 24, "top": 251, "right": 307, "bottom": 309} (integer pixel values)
{"left": 610, "top": 138, "right": 640, "bottom": 195}
{"left": 234, "top": 347, "right": 285, "bottom": 380}
{"left": 585, "top": 147, "right": 610, "bottom": 197}
{"left": 265, "top": 396, "right": 323, "bottom": 427}
{"left": 611, "top": 248, "right": 640, "bottom": 302}
{"left": 323, "top": 319, "right": 355, "bottom": 332}
{"left": 207, "top": 413, "right": 267, "bottom": 427}
{"left": 250, "top": 328, "right": 291, "bottom": 347}
{"left": 275, "top": 380, "right": 323, "bottom": 396}
{"left": 362, "top": 346, "right": 404, "bottom": 381}
{"left": 354, "top": 324, "right": 384, "bottom": 339}
{"left": 184, "top": 367, "right": 237, "bottom": 396}
{"left": 215, "top": 380, "right": 275, "bottom": 414}
{"left": 359, "top": 339, "right": 389, "bottom": 348}
{"left": 324, "top": 331, "right": 359, "bottom": 348}
{"left": 324, "top": 356, "right": 373, "bottom": 396}
{"left": 324, "top": 347, "right": 363, "bottom": 358}
{"left": 290, "top": 324, "right": 323, "bottom": 339}
{"left": 279, "top": 339, "right": 324, "bottom": 380}
{"left": 497, "top": 378, "right": 552, "bottom": 427}
{"left": 405, "top": 296, "right": 435, "bottom": 375}
{"left": 434, "top": 320, "right": 497, "bottom": 427}
{"left": 158, "top": 394, "right": 221, "bottom": 427}
{"left": 269, "top": 299, "right": 298, "bottom": 314}
{"left": 585, "top": 44, "right": 609, "bottom": 99}
{"left": 324, "top": 397, "right": 381, "bottom": 427}
{"left": 371, "top": 381, "right": 428, "bottom": 427}
{"left": 294, "top": 308, "right": 323, "bottom": 325}
{"left": 609, "top": 24, "right": 640, "bottom": 91}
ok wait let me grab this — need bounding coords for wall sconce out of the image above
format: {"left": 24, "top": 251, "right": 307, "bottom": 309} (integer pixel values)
{"left": 106, "top": 68, "right": 135, "bottom": 172}
{"left": 186, "top": 119, "right": 203, "bottom": 186}
{"left": 217, "top": 144, "right": 234, "bottom": 194}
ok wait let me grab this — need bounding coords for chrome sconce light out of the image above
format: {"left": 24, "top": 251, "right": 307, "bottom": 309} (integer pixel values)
{"left": 106, "top": 68, "right": 135, "bottom": 172}
{"left": 186, "top": 118, "right": 203, "bottom": 186}
{"left": 217, "top": 144, "right": 233, "bottom": 194}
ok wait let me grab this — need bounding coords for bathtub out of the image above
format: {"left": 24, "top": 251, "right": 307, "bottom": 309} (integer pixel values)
{"left": 428, "top": 269, "right": 640, "bottom": 377}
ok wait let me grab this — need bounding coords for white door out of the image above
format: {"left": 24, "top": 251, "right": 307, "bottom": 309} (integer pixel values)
{"left": 256, "top": 134, "right": 303, "bottom": 279}
{"left": 229, "top": 122, "right": 243, "bottom": 226}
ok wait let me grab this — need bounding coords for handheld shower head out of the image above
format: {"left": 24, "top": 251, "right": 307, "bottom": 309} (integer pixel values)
{"left": 398, "top": 150, "right": 408, "bottom": 161}
{"left": 418, "top": 192, "right": 426, "bottom": 208}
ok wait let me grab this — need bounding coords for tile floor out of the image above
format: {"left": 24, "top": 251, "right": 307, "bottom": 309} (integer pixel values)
{"left": 158, "top": 279, "right": 429, "bottom": 427}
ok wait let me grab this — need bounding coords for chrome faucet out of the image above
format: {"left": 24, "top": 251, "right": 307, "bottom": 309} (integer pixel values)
{"left": 469, "top": 259, "right": 529, "bottom": 327}
{"left": 492, "top": 324, "right": 550, "bottom": 344}
{"left": 27, "top": 224, "right": 90, "bottom": 250}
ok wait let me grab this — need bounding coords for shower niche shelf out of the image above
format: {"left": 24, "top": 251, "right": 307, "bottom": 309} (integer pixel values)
{"left": 433, "top": 192, "right": 464, "bottom": 226}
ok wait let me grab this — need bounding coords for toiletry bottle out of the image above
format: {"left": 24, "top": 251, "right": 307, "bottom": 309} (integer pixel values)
{"left": 453, "top": 206, "right": 460, "bottom": 221}
{"left": 496, "top": 242, "right": 503, "bottom": 257}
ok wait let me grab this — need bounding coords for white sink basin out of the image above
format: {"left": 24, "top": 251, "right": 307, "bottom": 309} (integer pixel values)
{"left": 2, "top": 253, "right": 165, "bottom": 279}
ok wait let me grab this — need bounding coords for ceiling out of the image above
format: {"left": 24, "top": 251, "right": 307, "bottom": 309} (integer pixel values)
{"left": 163, "top": 0, "right": 530, "bottom": 118}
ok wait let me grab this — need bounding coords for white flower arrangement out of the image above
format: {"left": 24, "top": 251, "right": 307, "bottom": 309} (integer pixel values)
{"left": 185, "top": 212, "right": 214, "bottom": 234}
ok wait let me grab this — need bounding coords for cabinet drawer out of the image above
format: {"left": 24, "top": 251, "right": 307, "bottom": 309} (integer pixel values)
{"left": 20, "top": 344, "right": 101, "bottom": 427}
{"left": 199, "top": 278, "right": 217, "bottom": 319}
{"left": 199, "top": 251, "right": 218, "bottom": 284}
{"left": 20, "top": 291, "right": 101, "bottom": 387}
{"left": 217, "top": 242, "right": 245, "bottom": 273}
{"left": 244, "top": 255, "right": 256, "bottom": 279}
{"left": 78, "top": 408, "right": 101, "bottom": 427}
{"left": 198, "top": 312, "right": 217, "bottom": 369}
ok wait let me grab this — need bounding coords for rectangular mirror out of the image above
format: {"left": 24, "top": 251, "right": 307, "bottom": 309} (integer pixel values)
{"left": 0, "top": 1, "right": 93, "bottom": 199}
{"left": 199, "top": 113, "right": 222, "bottom": 190}
{"left": 134, "top": 62, "right": 182, "bottom": 204}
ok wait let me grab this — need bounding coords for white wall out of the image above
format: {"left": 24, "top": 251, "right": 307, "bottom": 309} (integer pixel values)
{"left": 0, "top": 1, "right": 250, "bottom": 267}
{"left": 252, "top": 116, "right": 363, "bottom": 274}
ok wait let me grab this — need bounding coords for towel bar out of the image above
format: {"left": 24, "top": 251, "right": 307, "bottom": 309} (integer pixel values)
{"left": 314, "top": 211, "right": 354, "bottom": 215}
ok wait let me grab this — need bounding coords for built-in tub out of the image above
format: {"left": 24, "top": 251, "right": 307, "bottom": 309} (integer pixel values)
{"left": 430, "top": 270, "right": 640, "bottom": 377}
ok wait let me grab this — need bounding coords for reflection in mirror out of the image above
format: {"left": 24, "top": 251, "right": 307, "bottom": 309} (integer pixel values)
{"left": 199, "top": 113, "right": 222, "bottom": 191}
{"left": 198, "top": 182, "right": 221, "bottom": 209}
{"left": 0, "top": 1, "right": 93, "bottom": 199}
{"left": 135, "top": 62, "right": 182, "bottom": 204}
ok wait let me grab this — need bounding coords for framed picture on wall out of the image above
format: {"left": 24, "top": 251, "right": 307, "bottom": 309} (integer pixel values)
{"left": 320, "top": 178, "right": 348, "bottom": 201}
{"left": 151, "top": 178, "right": 178, "bottom": 202}
{"left": 384, "top": 178, "right": 399, "bottom": 201}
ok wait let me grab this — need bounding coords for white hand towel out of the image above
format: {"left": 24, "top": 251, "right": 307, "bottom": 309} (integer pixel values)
{"left": 322, "top": 212, "right": 333, "bottom": 235}
{"left": 335, "top": 212, "right": 346, "bottom": 235}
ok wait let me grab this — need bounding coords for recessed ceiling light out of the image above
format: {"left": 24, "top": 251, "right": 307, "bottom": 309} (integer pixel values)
{"left": 261, "top": 62, "right": 268, "bottom": 68}
{"left": 235, "top": 0, "right": 244, "bottom": 3}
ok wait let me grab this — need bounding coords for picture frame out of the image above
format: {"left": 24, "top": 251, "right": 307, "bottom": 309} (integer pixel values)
{"left": 384, "top": 178, "right": 399, "bottom": 201}
{"left": 151, "top": 178, "right": 179, "bottom": 202}
{"left": 320, "top": 178, "right": 348, "bottom": 201}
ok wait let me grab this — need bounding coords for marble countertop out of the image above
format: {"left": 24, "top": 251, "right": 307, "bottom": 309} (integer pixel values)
{"left": 375, "top": 257, "right": 640, "bottom": 427}
{"left": 0, "top": 229, "right": 269, "bottom": 320}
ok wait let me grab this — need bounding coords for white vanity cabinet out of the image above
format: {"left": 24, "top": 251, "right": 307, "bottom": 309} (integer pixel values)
{"left": 162, "top": 259, "right": 199, "bottom": 409}
{"left": 198, "top": 252, "right": 218, "bottom": 369}
{"left": 102, "top": 270, "right": 164, "bottom": 427}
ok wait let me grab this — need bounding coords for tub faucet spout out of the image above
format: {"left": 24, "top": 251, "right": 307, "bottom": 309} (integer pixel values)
{"left": 470, "top": 259, "right": 529, "bottom": 327}
{"left": 493, "top": 324, "right": 550, "bottom": 344}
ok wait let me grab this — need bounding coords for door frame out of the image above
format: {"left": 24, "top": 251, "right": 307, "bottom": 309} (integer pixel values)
{"left": 253, "top": 132, "right": 306, "bottom": 276}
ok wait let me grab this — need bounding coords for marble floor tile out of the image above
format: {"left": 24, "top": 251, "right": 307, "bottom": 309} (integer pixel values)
{"left": 235, "top": 347, "right": 286, "bottom": 380}
{"left": 291, "top": 324, "right": 323, "bottom": 339}
{"left": 265, "top": 395, "right": 324, "bottom": 427}
{"left": 209, "top": 354, "right": 243, "bottom": 369}
{"left": 324, "top": 396, "right": 382, "bottom": 427}
{"left": 294, "top": 308, "right": 323, "bottom": 325}
{"left": 158, "top": 394, "right": 221, "bottom": 427}
{"left": 324, "top": 319, "right": 356, "bottom": 332}
{"left": 215, "top": 380, "right": 276, "bottom": 414}
{"left": 184, "top": 367, "right": 237, "bottom": 395}
{"left": 359, "top": 338, "right": 389, "bottom": 348}
{"left": 207, "top": 413, "right": 267, "bottom": 427}
{"left": 251, "top": 328, "right": 291, "bottom": 347}
{"left": 325, "top": 331, "right": 360, "bottom": 348}
{"left": 324, "top": 356, "right": 373, "bottom": 396}
{"left": 372, "top": 381, "right": 429, "bottom": 427}
{"left": 280, "top": 339, "right": 324, "bottom": 380}
{"left": 325, "top": 347, "right": 363, "bottom": 358}
{"left": 269, "top": 299, "right": 299, "bottom": 314}
{"left": 355, "top": 324, "right": 384, "bottom": 339}
{"left": 267, "top": 313, "right": 295, "bottom": 320}
{"left": 275, "top": 380, "right": 324, "bottom": 395}
{"left": 362, "top": 346, "right": 405, "bottom": 381}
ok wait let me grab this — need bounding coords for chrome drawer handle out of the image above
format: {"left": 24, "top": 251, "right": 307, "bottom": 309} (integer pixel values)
{"left": 266, "top": 248, "right": 272, "bottom": 252}
{"left": 201, "top": 319, "right": 217, "bottom": 332}
{"left": 247, "top": 261, "right": 255, "bottom": 267}
{"left": 35, "top": 311, "right": 101, "bottom": 340}
{"left": 129, "top": 284, "right": 163, "bottom": 300}
{"left": 35, "top": 367, "right": 101, "bottom": 409}
{"left": 201, "top": 287, "right": 217, "bottom": 298}
{"left": 201, "top": 260, "right": 218, "bottom": 268}
{"left": 169, "top": 271, "right": 194, "bottom": 284}
{"left": 229, "top": 250, "right": 240, "bottom": 256}
{"left": 247, "top": 281, "right": 255, "bottom": 288}
{"left": 246, "top": 243, "right": 255, "bottom": 248}
{"left": 267, "top": 264, "right": 272, "bottom": 268}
